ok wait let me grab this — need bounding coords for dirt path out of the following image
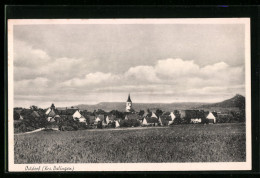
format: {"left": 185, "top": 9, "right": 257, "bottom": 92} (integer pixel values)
{"left": 14, "top": 128, "right": 45, "bottom": 136}
{"left": 85, "top": 126, "right": 167, "bottom": 132}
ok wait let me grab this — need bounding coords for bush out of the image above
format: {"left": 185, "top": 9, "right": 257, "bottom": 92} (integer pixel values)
{"left": 14, "top": 111, "right": 20, "bottom": 120}
{"left": 172, "top": 117, "right": 183, "bottom": 125}
{"left": 120, "top": 119, "right": 140, "bottom": 127}
{"left": 57, "top": 117, "right": 89, "bottom": 131}
{"left": 60, "top": 125, "right": 75, "bottom": 131}
{"left": 14, "top": 121, "right": 36, "bottom": 133}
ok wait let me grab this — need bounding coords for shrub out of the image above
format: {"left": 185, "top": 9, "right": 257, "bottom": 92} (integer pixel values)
{"left": 120, "top": 119, "right": 140, "bottom": 127}
{"left": 172, "top": 117, "right": 183, "bottom": 125}
{"left": 13, "top": 111, "right": 20, "bottom": 120}
{"left": 14, "top": 121, "right": 36, "bottom": 133}
{"left": 57, "top": 117, "right": 89, "bottom": 131}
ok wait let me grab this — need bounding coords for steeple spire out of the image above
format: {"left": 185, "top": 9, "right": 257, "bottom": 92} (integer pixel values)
{"left": 127, "top": 93, "right": 132, "bottom": 102}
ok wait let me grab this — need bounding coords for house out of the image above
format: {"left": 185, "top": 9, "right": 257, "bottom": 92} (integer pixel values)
{"left": 65, "top": 108, "right": 79, "bottom": 116}
{"left": 46, "top": 109, "right": 58, "bottom": 122}
{"left": 151, "top": 112, "right": 158, "bottom": 118}
{"left": 56, "top": 109, "right": 68, "bottom": 115}
{"left": 95, "top": 114, "right": 105, "bottom": 124}
{"left": 141, "top": 110, "right": 150, "bottom": 118}
{"left": 125, "top": 113, "right": 142, "bottom": 121}
{"left": 142, "top": 117, "right": 159, "bottom": 126}
{"left": 19, "top": 109, "right": 43, "bottom": 120}
{"left": 72, "top": 110, "right": 86, "bottom": 123}
{"left": 206, "top": 112, "right": 217, "bottom": 123}
{"left": 31, "top": 111, "right": 40, "bottom": 118}
{"left": 169, "top": 112, "right": 176, "bottom": 120}
{"left": 159, "top": 115, "right": 172, "bottom": 126}
{"left": 180, "top": 110, "right": 205, "bottom": 123}
{"left": 45, "top": 103, "right": 56, "bottom": 115}
{"left": 105, "top": 115, "right": 116, "bottom": 124}
{"left": 88, "top": 116, "right": 96, "bottom": 125}
{"left": 115, "top": 120, "right": 120, "bottom": 127}
{"left": 72, "top": 110, "right": 81, "bottom": 118}
{"left": 14, "top": 109, "right": 24, "bottom": 120}
{"left": 190, "top": 118, "right": 202, "bottom": 124}
{"left": 45, "top": 107, "right": 63, "bottom": 122}
{"left": 45, "top": 108, "right": 51, "bottom": 115}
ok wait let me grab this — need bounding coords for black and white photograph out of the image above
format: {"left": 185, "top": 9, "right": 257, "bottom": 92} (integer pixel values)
{"left": 8, "top": 18, "right": 251, "bottom": 171}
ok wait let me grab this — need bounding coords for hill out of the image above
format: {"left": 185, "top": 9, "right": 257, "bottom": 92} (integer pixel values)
{"left": 193, "top": 94, "right": 245, "bottom": 111}
{"left": 58, "top": 94, "right": 245, "bottom": 112}
{"left": 66, "top": 102, "right": 207, "bottom": 112}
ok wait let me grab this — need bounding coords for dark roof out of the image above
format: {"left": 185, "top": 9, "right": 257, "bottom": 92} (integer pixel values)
{"left": 37, "top": 110, "right": 45, "bottom": 117}
{"left": 47, "top": 109, "right": 56, "bottom": 117}
{"left": 162, "top": 112, "right": 170, "bottom": 116}
{"left": 20, "top": 109, "right": 33, "bottom": 116}
{"left": 181, "top": 110, "right": 205, "bottom": 118}
{"left": 145, "top": 117, "right": 159, "bottom": 123}
{"left": 160, "top": 115, "right": 172, "bottom": 121}
{"left": 107, "top": 115, "right": 116, "bottom": 121}
{"left": 127, "top": 93, "right": 132, "bottom": 102}
{"left": 212, "top": 112, "right": 218, "bottom": 117}
{"left": 57, "top": 109, "right": 68, "bottom": 115}
{"left": 14, "top": 109, "right": 23, "bottom": 114}
{"left": 141, "top": 110, "right": 149, "bottom": 117}
{"left": 159, "top": 115, "right": 171, "bottom": 125}
{"left": 65, "top": 109, "right": 79, "bottom": 115}
{"left": 88, "top": 116, "right": 96, "bottom": 124}
{"left": 126, "top": 114, "right": 142, "bottom": 120}
{"left": 96, "top": 114, "right": 105, "bottom": 121}
{"left": 31, "top": 111, "right": 40, "bottom": 118}
{"left": 146, "top": 113, "right": 152, "bottom": 117}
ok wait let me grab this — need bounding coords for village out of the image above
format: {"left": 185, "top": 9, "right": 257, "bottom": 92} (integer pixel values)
{"left": 13, "top": 94, "right": 241, "bottom": 133}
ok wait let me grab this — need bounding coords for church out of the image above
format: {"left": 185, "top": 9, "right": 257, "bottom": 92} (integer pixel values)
{"left": 126, "top": 93, "right": 133, "bottom": 112}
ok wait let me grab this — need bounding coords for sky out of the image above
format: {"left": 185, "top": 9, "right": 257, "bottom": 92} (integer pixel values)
{"left": 13, "top": 22, "right": 246, "bottom": 108}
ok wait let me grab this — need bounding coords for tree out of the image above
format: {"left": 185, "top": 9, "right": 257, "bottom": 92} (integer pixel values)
{"left": 155, "top": 109, "right": 163, "bottom": 118}
{"left": 109, "top": 110, "right": 124, "bottom": 118}
{"left": 30, "top": 105, "right": 38, "bottom": 111}
{"left": 173, "top": 117, "right": 183, "bottom": 125}
{"left": 138, "top": 110, "right": 144, "bottom": 116}
{"left": 120, "top": 119, "right": 140, "bottom": 127}
{"left": 97, "top": 121, "right": 102, "bottom": 129}
{"left": 97, "top": 109, "right": 107, "bottom": 115}
{"left": 13, "top": 111, "right": 20, "bottom": 120}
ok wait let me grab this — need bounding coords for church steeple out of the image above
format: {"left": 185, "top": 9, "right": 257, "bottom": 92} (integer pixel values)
{"left": 126, "top": 93, "right": 132, "bottom": 112}
{"left": 127, "top": 93, "right": 132, "bottom": 102}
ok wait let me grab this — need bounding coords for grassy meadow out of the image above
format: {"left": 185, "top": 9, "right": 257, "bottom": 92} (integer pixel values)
{"left": 14, "top": 123, "right": 246, "bottom": 163}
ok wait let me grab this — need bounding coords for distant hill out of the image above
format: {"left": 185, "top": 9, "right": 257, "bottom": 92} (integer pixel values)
{"left": 65, "top": 102, "right": 208, "bottom": 112}
{"left": 194, "top": 94, "right": 245, "bottom": 111}
{"left": 58, "top": 94, "right": 245, "bottom": 112}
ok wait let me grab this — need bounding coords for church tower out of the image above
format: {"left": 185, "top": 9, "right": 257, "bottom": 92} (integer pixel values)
{"left": 126, "top": 93, "right": 132, "bottom": 112}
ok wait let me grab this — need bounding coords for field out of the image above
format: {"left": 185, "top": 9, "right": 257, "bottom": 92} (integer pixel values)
{"left": 14, "top": 123, "right": 246, "bottom": 163}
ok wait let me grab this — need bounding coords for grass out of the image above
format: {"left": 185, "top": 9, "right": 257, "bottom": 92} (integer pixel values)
{"left": 14, "top": 123, "right": 246, "bottom": 163}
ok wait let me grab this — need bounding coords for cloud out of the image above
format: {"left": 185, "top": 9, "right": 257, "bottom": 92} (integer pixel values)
{"left": 13, "top": 56, "right": 245, "bottom": 107}
{"left": 14, "top": 40, "right": 51, "bottom": 68}
{"left": 13, "top": 40, "right": 99, "bottom": 82}
{"left": 12, "top": 23, "right": 246, "bottom": 107}
{"left": 124, "top": 65, "right": 160, "bottom": 82}
{"left": 14, "top": 77, "right": 50, "bottom": 95}
{"left": 61, "top": 72, "right": 120, "bottom": 87}
{"left": 122, "top": 58, "right": 244, "bottom": 87}
{"left": 155, "top": 58, "right": 200, "bottom": 77}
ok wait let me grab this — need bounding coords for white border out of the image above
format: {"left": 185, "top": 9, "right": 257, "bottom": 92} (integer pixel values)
{"left": 8, "top": 18, "right": 251, "bottom": 172}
